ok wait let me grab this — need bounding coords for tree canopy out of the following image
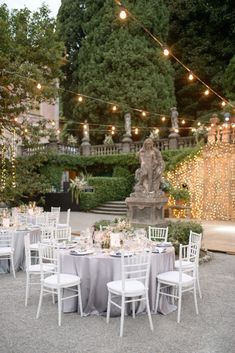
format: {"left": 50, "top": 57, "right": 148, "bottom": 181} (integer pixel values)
{"left": 166, "top": 0, "right": 235, "bottom": 120}
{"left": 57, "top": 0, "right": 176, "bottom": 143}
{"left": 0, "top": 4, "right": 64, "bottom": 135}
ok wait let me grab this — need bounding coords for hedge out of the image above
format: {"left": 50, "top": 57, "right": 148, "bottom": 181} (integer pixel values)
{"left": 79, "top": 176, "right": 131, "bottom": 210}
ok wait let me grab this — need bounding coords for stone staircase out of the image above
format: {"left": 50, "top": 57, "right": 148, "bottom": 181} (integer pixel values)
{"left": 90, "top": 201, "right": 127, "bottom": 215}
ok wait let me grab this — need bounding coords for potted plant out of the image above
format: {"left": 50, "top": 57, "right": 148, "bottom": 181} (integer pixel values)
{"left": 170, "top": 187, "right": 190, "bottom": 205}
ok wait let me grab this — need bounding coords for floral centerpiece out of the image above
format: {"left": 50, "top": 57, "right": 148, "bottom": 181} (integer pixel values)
{"left": 69, "top": 174, "right": 89, "bottom": 204}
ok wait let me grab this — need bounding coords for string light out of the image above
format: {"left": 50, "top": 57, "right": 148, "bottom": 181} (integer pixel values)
{"left": 56, "top": 129, "right": 60, "bottom": 134}
{"left": 111, "top": 126, "right": 115, "bottom": 131}
{"left": 154, "top": 128, "right": 159, "bottom": 134}
{"left": 188, "top": 73, "right": 194, "bottom": 81}
{"left": 24, "top": 128, "right": 28, "bottom": 133}
{"left": 221, "top": 101, "right": 226, "bottom": 107}
{"left": 134, "top": 128, "right": 139, "bottom": 135}
{"left": 119, "top": 7, "right": 127, "bottom": 20}
{"left": 174, "top": 128, "right": 179, "bottom": 133}
{"left": 163, "top": 48, "right": 170, "bottom": 56}
{"left": 36, "top": 83, "right": 42, "bottom": 90}
{"left": 197, "top": 122, "right": 201, "bottom": 126}
{"left": 161, "top": 116, "right": 166, "bottom": 122}
{"left": 181, "top": 119, "right": 185, "bottom": 125}
{"left": 141, "top": 111, "right": 146, "bottom": 117}
{"left": 204, "top": 89, "right": 210, "bottom": 96}
{"left": 112, "top": 105, "right": 117, "bottom": 112}
{"left": 113, "top": 1, "right": 234, "bottom": 109}
{"left": 78, "top": 96, "right": 83, "bottom": 102}
{"left": 111, "top": 130, "right": 115, "bottom": 135}
{"left": 14, "top": 117, "right": 18, "bottom": 122}
{"left": 51, "top": 120, "right": 55, "bottom": 126}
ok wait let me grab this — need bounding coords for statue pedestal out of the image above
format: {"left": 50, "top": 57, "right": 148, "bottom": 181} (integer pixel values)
{"left": 125, "top": 195, "right": 168, "bottom": 226}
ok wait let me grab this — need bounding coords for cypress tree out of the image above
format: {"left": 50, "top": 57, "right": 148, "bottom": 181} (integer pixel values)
{"left": 58, "top": 0, "right": 176, "bottom": 142}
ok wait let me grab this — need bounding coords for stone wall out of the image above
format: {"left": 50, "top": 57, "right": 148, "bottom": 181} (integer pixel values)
{"left": 167, "top": 143, "right": 235, "bottom": 220}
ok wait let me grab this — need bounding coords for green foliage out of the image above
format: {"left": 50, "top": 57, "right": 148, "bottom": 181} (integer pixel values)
{"left": 79, "top": 177, "right": 130, "bottom": 210}
{"left": 162, "top": 146, "right": 201, "bottom": 171}
{"left": 168, "top": 220, "right": 203, "bottom": 253}
{"left": 169, "top": 188, "right": 190, "bottom": 202}
{"left": 166, "top": 0, "right": 235, "bottom": 119}
{"left": 58, "top": 0, "right": 176, "bottom": 142}
{"left": 0, "top": 4, "right": 64, "bottom": 133}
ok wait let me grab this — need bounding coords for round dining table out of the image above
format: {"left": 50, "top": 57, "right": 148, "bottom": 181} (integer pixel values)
{"left": 0, "top": 227, "right": 41, "bottom": 273}
{"left": 61, "top": 247, "right": 176, "bottom": 316}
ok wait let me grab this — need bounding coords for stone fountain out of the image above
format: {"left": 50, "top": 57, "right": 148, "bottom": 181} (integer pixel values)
{"left": 125, "top": 138, "right": 168, "bottom": 226}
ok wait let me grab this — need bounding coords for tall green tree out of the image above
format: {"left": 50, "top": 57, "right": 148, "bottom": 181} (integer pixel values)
{"left": 0, "top": 4, "right": 64, "bottom": 135}
{"left": 166, "top": 0, "right": 235, "bottom": 120}
{"left": 58, "top": 0, "right": 176, "bottom": 142}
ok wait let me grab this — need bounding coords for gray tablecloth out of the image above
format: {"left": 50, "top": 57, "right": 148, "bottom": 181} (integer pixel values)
{"left": 0, "top": 228, "right": 41, "bottom": 273}
{"left": 61, "top": 248, "right": 176, "bottom": 316}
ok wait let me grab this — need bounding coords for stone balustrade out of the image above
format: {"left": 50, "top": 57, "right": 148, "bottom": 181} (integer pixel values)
{"left": 18, "top": 135, "right": 198, "bottom": 157}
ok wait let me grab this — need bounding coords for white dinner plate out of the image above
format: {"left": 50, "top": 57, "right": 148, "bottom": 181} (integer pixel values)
{"left": 157, "top": 242, "right": 172, "bottom": 247}
{"left": 70, "top": 249, "right": 94, "bottom": 256}
{"left": 109, "top": 251, "right": 133, "bottom": 257}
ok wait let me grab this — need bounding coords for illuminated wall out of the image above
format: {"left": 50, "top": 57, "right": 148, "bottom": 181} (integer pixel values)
{"left": 167, "top": 144, "right": 235, "bottom": 220}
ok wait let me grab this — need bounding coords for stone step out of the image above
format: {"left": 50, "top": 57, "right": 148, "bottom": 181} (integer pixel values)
{"left": 90, "top": 209, "right": 127, "bottom": 215}
{"left": 90, "top": 200, "right": 128, "bottom": 215}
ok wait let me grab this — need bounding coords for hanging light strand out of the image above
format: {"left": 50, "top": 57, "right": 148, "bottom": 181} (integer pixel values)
{"left": 114, "top": 1, "right": 234, "bottom": 109}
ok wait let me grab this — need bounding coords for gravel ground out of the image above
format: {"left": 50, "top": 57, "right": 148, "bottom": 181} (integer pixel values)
{"left": 0, "top": 252, "right": 235, "bottom": 353}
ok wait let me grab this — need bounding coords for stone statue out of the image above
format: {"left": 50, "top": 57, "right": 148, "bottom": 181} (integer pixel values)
{"left": 170, "top": 107, "right": 179, "bottom": 129}
{"left": 134, "top": 138, "right": 164, "bottom": 195}
{"left": 124, "top": 113, "right": 131, "bottom": 136}
{"left": 83, "top": 119, "right": 90, "bottom": 140}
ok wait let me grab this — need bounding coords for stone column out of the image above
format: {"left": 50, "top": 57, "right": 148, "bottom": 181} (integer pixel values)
{"left": 81, "top": 120, "right": 91, "bottom": 155}
{"left": 221, "top": 124, "right": 231, "bottom": 143}
{"left": 122, "top": 113, "right": 132, "bottom": 153}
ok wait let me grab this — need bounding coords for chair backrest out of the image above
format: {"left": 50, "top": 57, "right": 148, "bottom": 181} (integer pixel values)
{"left": 45, "top": 212, "right": 58, "bottom": 227}
{"left": 24, "top": 233, "right": 32, "bottom": 269}
{"left": 189, "top": 231, "right": 202, "bottom": 247}
{"left": 0, "top": 229, "right": 13, "bottom": 248}
{"left": 121, "top": 249, "right": 152, "bottom": 292}
{"left": 41, "top": 225, "right": 54, "bottom": 242}
{"left": 179, "top": 244, "right": 197, "bottom": 281}
{"left": 148, "top": 226, "right": 168, "bottom": 242}
{"left": 54, "top": 227, "right": 71, "bottom": 242}
{"left": 51, "top": 207, "right": 61, "bottom": 214}
{"left": 66, "top": 209, "right": 71, "bottom": 226}
{"left": 35, "top": 213, "right": 47, "bottom": 226}
{"left": 38, "top": 242, "right": 59, "bottom": 283}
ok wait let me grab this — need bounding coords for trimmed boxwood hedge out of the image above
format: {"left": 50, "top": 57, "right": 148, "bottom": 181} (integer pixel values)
{"left": 79, "top": 176, "right": 131, "bottom": 211}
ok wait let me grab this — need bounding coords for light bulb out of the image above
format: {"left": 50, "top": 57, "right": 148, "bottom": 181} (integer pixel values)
{"left": 188, "top": 73, "right": 194, "bottom": 81}
{"left": 161, "top": 116, "right": 166, "bottom": 122}
{"left": 37, "top": 83, "right": 42, "bottom": 90}
{"left": 197, "top": 122, "right": 201, "bottom": 126}
{"left": 163, "top": 48, "right": 169, "bottom": 56}
{"left": 204, "top": 89, "right": 210, "bottom": 96}
{"left": 78, "top": 96, "right": 83, "bottom": 102}
{"left": 111, "top": 126, "right": 115, "bottom": 131}
{"left": 181, "top": 119, "right": 185, "bottom": 125}
{"left": 142, "top": 111, "right": 146, "bottom": 117}
{"left": 221, "top": 101, "right": 226, "bottom": 107}
{"left": 119, "top": 9, "right": 127, "bottom": 20}
{"left": 112, "top": 105, "right": 117, "bottom": 112}
{"left": 135, "top": 128, "right": 138, "bottom": 135}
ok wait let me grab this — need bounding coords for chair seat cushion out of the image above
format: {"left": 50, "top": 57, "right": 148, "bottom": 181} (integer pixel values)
{"left": 157, "top": 271, "right": 194, "bottom": 286}
{"left": 175, "top": 260, "right": 194, "bottom": 269}
{"left": 107, "top": 280, "right": 145, "bottom": 296}
{"left": 28, "top": 263, "right": 55, "bottom": 273}
{"left": 0, "top": 247, "right": 13, "bottom": 255}
{"left": 43, "top": 273, "right": 80, "bottom": 288}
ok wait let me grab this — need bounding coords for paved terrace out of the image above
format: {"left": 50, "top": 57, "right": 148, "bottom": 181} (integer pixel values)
{"left": 61, "top": 212, "right": 235, "bottom": 254}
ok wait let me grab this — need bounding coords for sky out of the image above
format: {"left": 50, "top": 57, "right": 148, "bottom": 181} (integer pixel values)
{"left": 1, "top": 0, "right": 61, "bottom": 17}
